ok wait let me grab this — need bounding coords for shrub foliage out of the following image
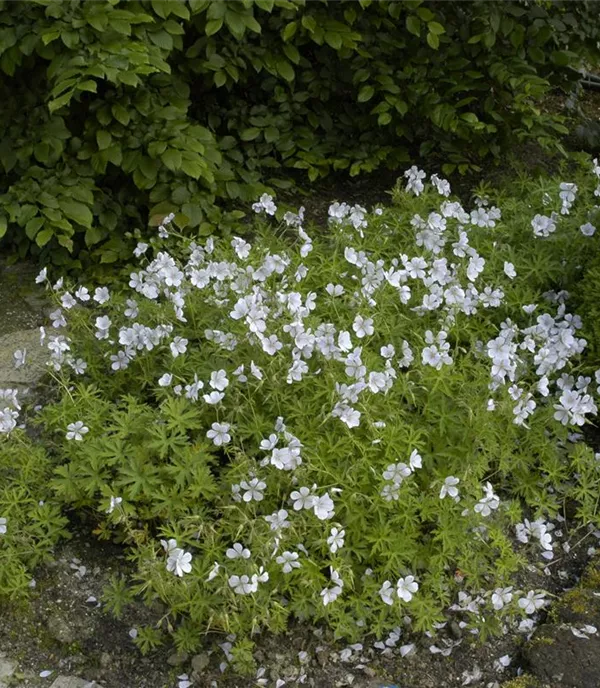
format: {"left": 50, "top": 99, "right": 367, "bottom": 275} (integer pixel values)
{"left": 0, "top": 0, "right": 599, "bottom": 267}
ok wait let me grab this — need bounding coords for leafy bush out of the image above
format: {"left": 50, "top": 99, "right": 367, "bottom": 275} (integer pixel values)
{"left": 1, "top": 0, "right": 599, "bottom": 268}
{"left": 4, "top": 157, "right": 600, "bottom": 651}
{"left": 0, "top": 425, "right": 70, "bottom": 601}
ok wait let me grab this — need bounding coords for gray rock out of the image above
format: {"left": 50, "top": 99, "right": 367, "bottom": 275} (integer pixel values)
{"left": 46, "top": 612, "right": 93, "bottom": 646}
{"left": 0, "top": 655, "right": 17, "bottom": 684}
{"left": 167, "top": 651, "right": 189, "bottom": 666}
{"left": 0, "top": 262, "right": 44, "bottom": 336}
{"left": 0, "top": 329, "right": 50, "bottom": 391}
{"left": 191, "top": 652, "right": 210, "bottom": 673}
{"left": 524, "top": 623, "right": 600, "bottom": 687}
{"left": 50, "top": 677, "right": 103, "bottom": 688}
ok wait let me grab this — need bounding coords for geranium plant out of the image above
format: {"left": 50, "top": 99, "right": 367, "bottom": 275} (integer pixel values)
{"left": 4, "top": 156, "right": 600, "bottom": 653}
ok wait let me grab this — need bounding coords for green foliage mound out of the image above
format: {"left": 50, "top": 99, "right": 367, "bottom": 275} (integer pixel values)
{"left": 3, "top": 159, "right": 600, "bottom": 653}
{"left": 1, "top": 0, "right": 599, "bottom": 268}
{"left": 0, "top": 428, "right": 70, "bottom": 601}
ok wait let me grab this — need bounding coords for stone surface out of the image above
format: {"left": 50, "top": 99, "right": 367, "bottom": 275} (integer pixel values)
{"left": 523, "top": 623, "right": 600, "bottom": 688}
{"left": 0, "top": 329, "right": 49, "bottom": 390}
{"left": 0, "top": 655, "right": 17, "bottom": 681}
{"left": 0, "top": 262, "right": 45, "bottom": 337}
{"left": 167, "top": 651, "right": 189, "bottom": 666}
{"left": 46, "top": 611, "right": 94, "bottom": 646}
{"left": 50, "top": 677, "right": 103, "bottom": 688}
{"left": 191, "top": 652, "right": 210, "bottom": 673}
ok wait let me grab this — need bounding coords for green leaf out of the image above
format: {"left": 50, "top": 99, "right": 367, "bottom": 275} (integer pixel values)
{"left": 283, "top": 44, "right": 300, "bottom": 65}
{"left": 149, "top": 30, "right": 173, "bottom": 50}
{"left": 240, "top": 127, "right": 261, "bottom": 141}
{"left": 76, "top": 80, "right": 97, "bottom": 93}
{"left": 277, "top": 59, "right": 295, "bottom": 82}
{"left": 96, "top": 130, "right": 112, "bottom": 150}
{"left": 35, "top": 228, "right": 54, "bottom": 247}
{"left": 324, "top": 32, "right": 342, "bottom": 50}
{"left": 59, "top": 199, "right": 93, "bottom": 228}
{"left": 205, "top": 18, "right": 223, "bottom": 36}
{"left": 25, "top": 217, "right": 44, "bottom": 239}
{"left": 357, "top": 85, "right": 375, "bottom": 103}
{"left": 243, "top": 15, "right": 262, "bottom": 34}
{"left": 224, "top": 10, "right": 245, "bottom": 37}
{"left": 161, "top": 149, "right": 182, "bottom": 171}
{"left": 406, "top": 15, "right": 421, "bottom": 37}
{"left": 0, "top": 214, "right": 7, "bottom": 239}
{"left": 426, "top": 32, "right": 440, "bottom": 50}
{"left": 427, "top": 21, "right": 445, "bottom": 35}
{"left": 85, "top": 226, "right": 105, "bottom": 247}
{"left": 301, "top": 15, "right": 316, "bottom": 33}
{"left": 282, "top": 21, "right": 297, "bottom": 41}
{"left": 112, "top": 103, "right": 130, "bottom": 126}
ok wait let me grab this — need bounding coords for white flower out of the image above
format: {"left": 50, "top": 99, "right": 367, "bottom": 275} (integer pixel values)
{"left": 321, "top": 568, "right": 344, "bottom": 606}
{"left": 226, "top": 543, "right": 251, "bottom": 560}
{"left": 0, "top": 517, "right": 6, "bottom": 535}
{"left": 503, "top": 262, "right": 516, "bottom": 279}
{"left": 264, "top": 509, "right": 290, "bottom": 531}
{"left": 158, "top": 373, "right": 173, "bottom": 387}
{"left": 240, "top": 477, "right": 266, "bottom": 502}
{"left": 396, "top": 575, "right": 418, "bottom": 602}
{"left": 474, "top": 481, "right": 499, "bottom": 517}
{"left": 161, "top": 537, "right": 177, "bottom": 553}
{"left": 404, "top": 166, "right": 426, "bottom": 195}
{"left": 531, "top": 214, "right": 556, "bottom": 237}
{"left": 231, "top": 236, "right": 251, "bottom": 259}
{"left": 290, "top": 486, "right": 316, "bottom": 511}
{"left": 313, "top": 493, "right": 335, "bottom": 520}
{"left": 352, "top": 315, "right": 374, "bottom": 339}
{"left": 106, "top": 496, "right": 122, "bottom": 514}
{"left": 13, "top": 349, "right": 26, "bottom": 368}
{"left": 229, "top": 574, "right": 257, "bottom": 595}
{"left": 326, "top": 283, "right": 345, "bottom": 297}
{"left": 207, "top": 422, "right": 231, "bottom": 446}
{"left": 95, "top": 315, "right": 111, "bottom": 339}
{"left": 580, "top": 222, "right": 596, "bottom": 237}
{"left": 408, "top": 450, "right": 422, "bottom": 471}
{"left": 379, "top": 580, "right": 395, "bottom": 605}
{"left": 166, "top": 548, "right": 193, "bottom": 577}
{"left": 327, "top": 527, "right": 345, "bottom": 554}
{"left": 66, "top": 421, "right": 89, "bottom": 441}
{"left": 93, "top": 286, "right": 110, "bottom": 304}
{"left": 0, "top": 408, "right": 19, "bottom": 434}
{"left": 133, "top": 242, "right": 149, "bottom": 258}
{"left": 61, "top": 292, "right": 77, "bottom": 309}
{"left": 35, "top": 267, "right": 47, "bottom": 284}
{"left": 439, "top": 476, "right": 460, "bottom": 500}
{"left": 383, "top": 462, "right": 411, "bottom": 484}
{"left": 75, "top": 286, "right": 90, "bottom": 301}
{"left": 206, "top": 562, "right": 220, "bottom": 582}
{"left": 276, "top": 551, "right": 301, "bottom": 573}
{"left": 210, "top": 369, "right": 229, "bottom": 391}
{"left": 170, "top": 336, "right": 188, "bottom": 358}
{"left": 71, "top": 358, "right": 87, "bottom": 375}
{"left": 491, "top": 587, "right": 513, "bottom": 610}
{"left": 252, "top": 193, "right": 277, "bottom": 215}
{"left": 518, "top": 590, "right": 546, "bottom": 614}
{"left": 203, "top": 391, "right": 224, "bottom": 404}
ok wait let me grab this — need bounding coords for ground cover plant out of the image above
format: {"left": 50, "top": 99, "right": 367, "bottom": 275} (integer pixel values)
{"left": 0, "top": 0, "right": 599, "bottom": 269}
{"left": 3, "top": 158, "right": 600, "bottom": 662}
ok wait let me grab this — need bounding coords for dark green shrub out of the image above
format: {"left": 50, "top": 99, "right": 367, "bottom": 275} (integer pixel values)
{"left": 0, "top": 0, "right": 598, "bottom": 268}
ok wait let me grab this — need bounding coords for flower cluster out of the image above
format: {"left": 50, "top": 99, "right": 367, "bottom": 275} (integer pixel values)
{"left": 23, "top": 162, "right": 600, "bottom": 645}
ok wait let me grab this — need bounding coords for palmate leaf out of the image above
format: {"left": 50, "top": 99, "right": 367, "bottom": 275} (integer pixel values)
{"left": 116, "top": 454, "right": 162, "bottom": 500}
